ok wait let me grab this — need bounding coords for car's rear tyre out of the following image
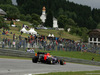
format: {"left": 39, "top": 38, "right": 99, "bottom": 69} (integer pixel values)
{"left": 32, "top": 56, "right": 38, "bottom": 63}
{"left": 60, "top": 60, "right": 64, "bottom": 65}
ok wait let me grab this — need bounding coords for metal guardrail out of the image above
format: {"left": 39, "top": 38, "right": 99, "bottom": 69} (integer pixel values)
{"left": 0, "top": 48, "right": 100, "bottom": 66}
{"left": 57, "top": 56, "right": 100, "bottom": 66}
{"left": 0, "top": 48, "right": 34, "bottom": 58}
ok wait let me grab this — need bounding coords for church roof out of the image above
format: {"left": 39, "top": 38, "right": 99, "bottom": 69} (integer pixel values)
{"left": 88, "top": 29, "right": 100, "bottom": 38}
{"left": 42, "top": 6, "right": 46, "bottom": 11}
{"left": 89, "top": 29, "right": 100, "bottom": 33}
{"left": 0, "top": 8, "right": 7, "bottom": 15}
{"left": 94, "top": 29, "right": 100, "bottom": 32}
{"left": 53, "top": 17, "right": 57, "bottom": 20}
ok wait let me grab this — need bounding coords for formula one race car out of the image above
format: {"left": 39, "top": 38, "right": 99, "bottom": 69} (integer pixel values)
{"left": 32, "top": 52, "right": 66, "bottom": 65}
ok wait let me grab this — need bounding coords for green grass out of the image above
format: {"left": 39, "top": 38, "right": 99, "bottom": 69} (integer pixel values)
{"left": 37, "top": 70, "right": 100, "bottom": 75}
{"left": 0, "top": 56, "right": 31, "bottom": 60}
{"left": 2, "top": 21, "right": 81, "bottom": 41}
{"left": 35, "top": 50, "right": 100, "bottom": 62}
{"left": 6, "top": 21, "right": 31, "bottom": 26}
{"left": 36, "top": 29, "right": 81, "bottom": 41}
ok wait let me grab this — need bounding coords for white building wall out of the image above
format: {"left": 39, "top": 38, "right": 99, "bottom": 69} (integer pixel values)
{"left": 88, "top": 37, "right": 100, "bottom": 45}
{"left": 53, "top": 19, "right": 58, "bottom": 28}
{"left": 40, "top": 15, "right": 46, "bottom": 23}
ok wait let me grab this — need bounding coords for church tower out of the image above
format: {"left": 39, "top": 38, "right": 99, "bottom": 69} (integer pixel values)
{"left": 40, "top": 6, "right": 58, "bottom": 28}
{"left": 40, "top": 6, "right": 46, "bottom": 23}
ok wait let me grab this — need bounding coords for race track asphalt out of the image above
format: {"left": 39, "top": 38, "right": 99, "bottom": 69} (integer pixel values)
{"left": 0, "top": 58, "right": 100, "bottom": 75}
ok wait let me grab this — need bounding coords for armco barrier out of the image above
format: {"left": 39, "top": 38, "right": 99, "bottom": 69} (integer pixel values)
{"left": 0, "top": 48, "right": 35, "bottom": 58}
{"left": 57, "top": 56, "right": 100, "bottom": 66}
{"left": 0, "top": 48, "right": 100, "bottom": 66}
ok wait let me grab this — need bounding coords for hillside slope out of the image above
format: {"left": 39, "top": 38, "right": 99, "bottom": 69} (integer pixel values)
{"left": 0, "top": 21, "right": 81, "bottom": 41}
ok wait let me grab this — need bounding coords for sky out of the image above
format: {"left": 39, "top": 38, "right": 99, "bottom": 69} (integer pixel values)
{"left": 12, "top": 0, "right": 17, "bottom": 5}
{"left": 12, "top": 0, "right": 100, "bottom": 9}
{"left": 69, "top": 0, "right": 100, "bottom": 9}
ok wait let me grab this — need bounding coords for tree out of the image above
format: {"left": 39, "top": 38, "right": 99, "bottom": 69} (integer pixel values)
{"left": 10, "top": 20, "right": 13, "bottom": 25}
{"left": 67, "top": 18, "right": 77, "bottom": 26}
{"left": 81, "top": 27, "right": 89, "bottom": 42}
{"left": 58, "top": 15, "right": 68, "bottom": 28}
{"left": 0, "top": 0, "right": 12, "bottom": 5}
{"left": 87, "top": 17, "right": 97, "bottom": 29}
{"left": 0, "top": 16, "right": 4, "bottom": 28}
{"left": 3, "top": 22, "right": 10, "bottom": 30}
{"left": 0, "top": 4, "right": 20, "bottom": 19}
{"left": 0, "top": 20, "right": 3, "bottom": 29}
{"left": 0, "top": 16, "right": 9, "bottom": 29}
{"left": 64, "top": 11, "right": 77, "bottom": 20}
{"left": 70, "top": 27, "right": 85, "bottom": 36}
{"left": 92, "top": 9, "right": 100, "bottom": 23}
{"left": 81, "top": 32, "right": 88, "bottom": 42}
{"left": 58, "top": 8, "right": 64, "bottom": 16}
{"left": 96, "top": 23, "right": 100, "bottom": 29}
{"left": 32, "top": 20, "right": 39, "bottom": 27}
{"left": 69, "top": 27, "right": 77, "bottom": 35}
{"left": 26, "top": 14, "right": 31, "bottom": 22}
{"left": 30, "top": 13, "right": 42, "bottom": 27}
{"left": 58, "top": 15, "right": 77, "bottom": 30}
{"left": 31, "top": 13, "right": 41, "bottom": 23}
{"left": 45, "top": 10, "right": 53, "bottom": 27}
{"left": 20, "top": 14, "right": 26, "bottom": 21}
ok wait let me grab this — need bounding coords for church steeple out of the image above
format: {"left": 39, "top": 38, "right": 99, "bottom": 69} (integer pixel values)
{"left": 40, "top": 6, "right": 58, "bottom": 28}
{"left": 42, "top": 6, "right": 46, "bottom": 15}
{"left": 40, "top": 6, "right": 46, "bottom": 23}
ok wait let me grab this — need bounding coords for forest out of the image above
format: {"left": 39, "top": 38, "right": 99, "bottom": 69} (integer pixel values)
{"left": 16, "top": 0, "right": 100, "bottom": 29}
{"left": 0, "top": 0, "right": 100, "bottom": 29}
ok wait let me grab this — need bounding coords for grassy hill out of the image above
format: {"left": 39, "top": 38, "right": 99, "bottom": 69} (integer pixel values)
{"left": 0, "top": 21, "right": 81, "bottom": 41}
{"left": 37, "top": 29, "right": 81, "bottom": 41}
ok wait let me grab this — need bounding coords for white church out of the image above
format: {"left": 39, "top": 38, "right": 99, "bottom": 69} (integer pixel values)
{"left": 40, "top": 6, "right": 58, "bottom": 28}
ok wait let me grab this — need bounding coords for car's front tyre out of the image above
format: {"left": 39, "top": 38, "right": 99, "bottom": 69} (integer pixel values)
{"left": 60, "top": 60, "right": 65, "bottom": 65}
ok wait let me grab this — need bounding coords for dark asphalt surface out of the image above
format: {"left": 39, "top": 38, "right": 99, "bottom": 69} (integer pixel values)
{"left": 0, "top": 58, "right": 100, "bottom": 75}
